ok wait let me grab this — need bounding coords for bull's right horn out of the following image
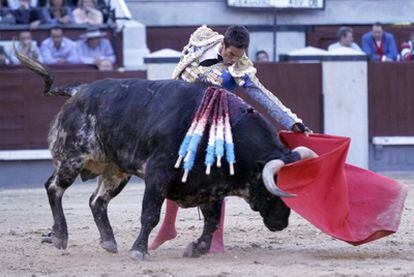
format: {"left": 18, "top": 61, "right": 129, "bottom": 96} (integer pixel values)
{"left": 262, "top": 147, "right": 318, "bottom": 198}
{"left": 292, "top": 146, "right": 318, "bottom": 160}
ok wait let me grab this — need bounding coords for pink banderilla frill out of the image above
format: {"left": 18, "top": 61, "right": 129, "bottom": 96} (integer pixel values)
{"left": 176, "top": 87, "right": 236, "bottom": 182}
{"left": 174, "top": 87, "right": 214, "bottom": 169}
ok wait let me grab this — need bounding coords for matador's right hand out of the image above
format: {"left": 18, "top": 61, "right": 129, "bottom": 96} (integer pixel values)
{"left": 291, "top": 123, "right": 313, "bottom": 134}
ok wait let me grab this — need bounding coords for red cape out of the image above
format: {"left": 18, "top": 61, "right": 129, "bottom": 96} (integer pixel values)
{"left": 278, "top": 132, "right": 408, "bottom": 246}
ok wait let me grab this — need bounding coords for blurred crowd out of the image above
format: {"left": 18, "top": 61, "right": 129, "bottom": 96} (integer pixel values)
{"left": 255, "top": 23, "right": 414, "bottom": 63}
{"left": 322, "top": 22, "right": 414, "bottom": 62}
{"left": 2, "top": 5, "right": 414, "bottom": 72}
{"left": 0, "top": 0, "right": 116, "bottom": 70}
{"left": 0, "top": 0, "right": 113, "bottom": 26}
{"left": 327, "top": 23, "right": 404, "bottom": 62}
{"left": 0, "top": 26, "right": 115, "bottom": 70}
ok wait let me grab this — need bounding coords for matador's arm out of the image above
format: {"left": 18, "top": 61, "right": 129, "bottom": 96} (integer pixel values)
{"left": 213, "top": 57, "right": 306, "bottom": 131}
{"left": 239, "top": 74, "right": 303, "bottom": 130}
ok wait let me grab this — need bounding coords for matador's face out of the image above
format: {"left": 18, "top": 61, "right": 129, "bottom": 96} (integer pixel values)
{"left": 219, "top": 43, "right": 245, "bottom": 66}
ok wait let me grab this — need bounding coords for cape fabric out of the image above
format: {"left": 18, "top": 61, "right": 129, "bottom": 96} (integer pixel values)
{"left": 278, "top": 132, "right": 408, "bottom": 246}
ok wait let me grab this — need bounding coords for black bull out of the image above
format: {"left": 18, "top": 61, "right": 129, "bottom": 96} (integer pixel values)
{"left": 17, "top": 51, "right": 315, "bottom": 260}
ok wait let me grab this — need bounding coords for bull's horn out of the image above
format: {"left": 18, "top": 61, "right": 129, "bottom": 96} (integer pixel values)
{"left": 262, "top": 160, "right": 296, "bottom": 198}
{"left": 262, "top": 147, "right": 318, "bottom": 198}
{"left": 292, "top": 146, "right": 318, "bottom": 160}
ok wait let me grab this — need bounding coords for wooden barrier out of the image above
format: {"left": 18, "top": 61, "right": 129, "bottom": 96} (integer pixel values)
{"left": 0, "top": 66, "right": 145, "bottom": 150}
{"left": 6, "top": 61, "right": 413, "bottom": 151}
{"left": 253, "top": 62, "right": 323, "bottom": 133}
{"left": 368, "top": 62, "right": 414, "bottom": 137}
{"left": 0, "top": 62, "right": 323, "bottom": 150}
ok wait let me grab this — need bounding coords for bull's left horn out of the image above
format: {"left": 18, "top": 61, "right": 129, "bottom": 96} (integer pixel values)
{"left": 262, "top": 160, "right": 296, "bottom": 198}
{"left": 262, "top": 147, "right": 318, "bottom": 198}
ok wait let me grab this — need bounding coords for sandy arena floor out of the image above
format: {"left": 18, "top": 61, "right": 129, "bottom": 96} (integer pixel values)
{"left": 0, "top": 173, "right": 413, "bottom": 277}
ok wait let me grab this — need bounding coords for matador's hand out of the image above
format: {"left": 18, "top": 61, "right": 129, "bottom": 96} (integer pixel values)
{"left": 291, "top": 123, "right": 313, "bottom": 135}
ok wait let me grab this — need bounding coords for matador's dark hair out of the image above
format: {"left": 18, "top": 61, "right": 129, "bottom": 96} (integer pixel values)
{"left": 224, "top": 25, "right": 250, "bottom": 49}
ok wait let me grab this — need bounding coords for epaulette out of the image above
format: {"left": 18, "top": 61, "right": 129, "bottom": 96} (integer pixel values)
{"left": 229, "top": 55, "right": 257, "bottom": 81}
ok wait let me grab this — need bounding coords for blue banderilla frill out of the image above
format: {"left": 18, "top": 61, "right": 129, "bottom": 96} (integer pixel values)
{"left": 175, "top": 87, "right": 236, "bottom": 182}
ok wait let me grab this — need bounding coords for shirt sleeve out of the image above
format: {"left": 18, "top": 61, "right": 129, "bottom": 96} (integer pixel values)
{"left": 40, "top": 8, "right": 52, "bottom": 24}
{"left": 352, "top": 43, "right": 363, "bottom": 52}
{"left": 386, "top": 34, "right": 398, "bottom": 61}
{"left": 40, "top": 42, "right": 57, "bottom": 64}
{"left": 240, "top": 74, "right": 302, "bottom": 129}
{"left": 66, "top": 42, "right": 80, "bottom": 64}
{"left": 230, "top": 55, "right": 302, "bottom": 129}
{"left": 9, "top": 50, "right": 19, "bottom": 65}
{"left": 88, "top": 9, "right": 103, "bottom": 25}
{"left": 362, "top": 35, "right": 380, "bottom": 61}
{"left": 33, "top": 45, "right": 43, "bottom": 63}
{"left": 102, "top": 39, "right": 115, "bottom": 64}
{"left": 76, "top": 42, "right": 95, "bottom": 64}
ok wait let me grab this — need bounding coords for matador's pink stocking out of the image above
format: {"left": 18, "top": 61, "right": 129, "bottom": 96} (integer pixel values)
{"left": 149, "top": 199, "right": 178, "bottom": 250}
{"left": 149, "top": 199, "right": 225, "bottom": 253}
{"left": 209, "top": 201, "right": 225, "bottom": 253}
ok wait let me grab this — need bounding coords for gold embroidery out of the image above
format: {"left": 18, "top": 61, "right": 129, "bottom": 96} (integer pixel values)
{"left": 173, "top": 25, "right": 257, "bottom": 84}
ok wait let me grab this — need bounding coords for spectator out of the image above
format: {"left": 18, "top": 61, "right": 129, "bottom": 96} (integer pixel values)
{"left": 9, "top": 30, "right": 43, "bottom": 64}
{"left": 400, "top": 31, "right": 414, "bottom": 61}
{"left": 11, "top": 0, "right": 41, "bottom": 28}
{"left": 40, "top": 26, "right": 78, "bottom": 64}
{"left": 76, "top": 27, "right": 115, "bottom": 70}
{"left": 41, "top": 0, "right": 73, "bottom": 25}
{"left": 362, "top": 22, "right": 397, "bottom": 62}
{"left": 328, "top": 26, "right": 362, "bottom": 52}
{"left": 7, "top": 0, "right": 38, "bottom": 10}
{"left": 0, "top": 45, "right": 11, "bottom": 65}
{"left": 72, "top": 0, "right": 102, "bottom": 25}
{"left": 1, "top": 0, "right": 16, "bottom": 23}
{"left": 255, "top": 50, "right": 269, "bottom": 62}
{"left": 97, "top": 58, "right": 112, "bottom": 70}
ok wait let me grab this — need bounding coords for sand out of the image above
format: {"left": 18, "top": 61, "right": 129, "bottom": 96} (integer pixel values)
{"left": 0, "top": 173, "right": 413, "bottom": 277}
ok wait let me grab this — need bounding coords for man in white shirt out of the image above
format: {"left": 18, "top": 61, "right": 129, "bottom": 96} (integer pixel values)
{"left": 40, "top": 27, "right": 79, "bottom": 64}
{"left": 328, "top": 26, "right": 362, "bottom": 52}
{"left": 76, "top": 27, "right": 115, "bottom": 70}
{"left": 9, "top": 30, "right": 43, "bottom": 64}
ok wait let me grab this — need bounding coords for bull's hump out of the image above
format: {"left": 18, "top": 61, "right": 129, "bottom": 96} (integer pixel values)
{"left": 226, "top": 91, "right": 256, "bottom": 126}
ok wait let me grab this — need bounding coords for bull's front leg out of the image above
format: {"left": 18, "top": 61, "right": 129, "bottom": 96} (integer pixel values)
{"left": 129, "top": 187, "right": 164, "bottom": 261}
{"left": 183, "top": 199, "right": 222, "bottom": 258}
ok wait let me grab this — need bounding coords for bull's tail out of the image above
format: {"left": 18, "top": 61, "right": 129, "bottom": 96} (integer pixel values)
{"left": 13, "top": 42, "right": 80, "bottom": 97}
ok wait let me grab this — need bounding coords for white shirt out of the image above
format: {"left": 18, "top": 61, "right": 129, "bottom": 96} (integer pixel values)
{"left": 199, "top": 43, "right": 221, "bottom": 64}
{"left": 328, "top": 42, "right": 363, "bottom": 52}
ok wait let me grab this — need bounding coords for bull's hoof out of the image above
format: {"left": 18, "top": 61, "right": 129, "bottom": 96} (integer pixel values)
{"left": 41, "top": 233, "right": 53, "bottom": 244}
{"left": 51, "top": 233, "right": 68, "bottom": 250}
{"left": 183, "top": 241, "right": 208, "bottom": 258}
{"left": 101, "top": 240, "right": 118, "bottom": 253}
{"left": 129, "top": 250, "right": 150, "bottom": 261}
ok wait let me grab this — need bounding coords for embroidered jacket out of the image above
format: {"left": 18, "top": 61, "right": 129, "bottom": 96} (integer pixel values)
{"left": 172, "top": 25, "right": 302, "bottom": 129}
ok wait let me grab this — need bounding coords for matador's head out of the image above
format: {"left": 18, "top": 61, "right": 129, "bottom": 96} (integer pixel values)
{"left": 219, "top": 25, "right": 250, "bottom": 66}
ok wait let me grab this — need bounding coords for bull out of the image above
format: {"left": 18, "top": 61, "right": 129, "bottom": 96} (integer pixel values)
{"left": 16, "top": 50, "right": 316, "bottom": 260}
